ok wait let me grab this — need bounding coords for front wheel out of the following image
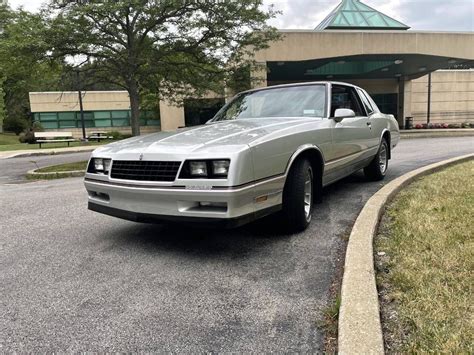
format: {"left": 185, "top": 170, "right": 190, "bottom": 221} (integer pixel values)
{"left": 282, "top": 159, "right": 314, "bottom": 232}
{"left": 364, "top": 139, "right": 389, "bottom": 181}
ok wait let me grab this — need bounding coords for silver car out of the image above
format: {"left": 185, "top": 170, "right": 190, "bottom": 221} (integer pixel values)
{"left": 84, "top": 82, "right": 399, "bottom": 232}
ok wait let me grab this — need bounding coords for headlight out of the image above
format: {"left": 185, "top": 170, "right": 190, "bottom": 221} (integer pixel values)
{"left": 212, "top": 160, "right": 230, "bottom": 176}
{"left": 180, "top": 159, "right": 230, "bottom": 179}
{"left": 189, "top": 161, "right": 208, "bottom": 177}
{"left": 88, "top": 158, "right": 112, "bottom": 174}
{"left": 94, "top": 158, "right": 104, "bottom": 171}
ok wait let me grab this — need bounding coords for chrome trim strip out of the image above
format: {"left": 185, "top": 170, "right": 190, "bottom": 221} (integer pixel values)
{"left": 85, "top": 173, "right": 285, "bottom": 193}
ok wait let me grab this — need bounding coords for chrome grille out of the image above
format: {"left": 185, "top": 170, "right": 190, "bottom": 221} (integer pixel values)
{"left": 110, "top": 160, "right": 181, "bottom": 182}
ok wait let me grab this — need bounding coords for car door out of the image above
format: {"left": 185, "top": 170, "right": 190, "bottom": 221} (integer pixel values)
{"left": 357, "top": 88, "right": 381, "bottom": 149}
{"left": 328, "top": 84, "right": 372, "bottom": 173}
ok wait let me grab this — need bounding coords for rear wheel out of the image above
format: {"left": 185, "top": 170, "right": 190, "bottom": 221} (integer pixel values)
{"left": 282, "top": 159, "right": 314, "bottom": 232}
{"left": 364, "top": 138, "right": 389, "bottom": 181}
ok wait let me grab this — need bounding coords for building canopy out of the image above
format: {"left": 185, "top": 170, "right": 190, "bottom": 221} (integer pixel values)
{"left": 315, "top": 0, "right": 410, "bottom": 30}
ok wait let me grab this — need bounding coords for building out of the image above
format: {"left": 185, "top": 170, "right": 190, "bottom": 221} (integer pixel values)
{"left": 156, "top": 0, "right": 474, "bottom": 130}
{"left": 29, "top": 0, "right": 474, "bottom": 135}
{"left": 29, "top": 91, "right": 161, "bottom": 136}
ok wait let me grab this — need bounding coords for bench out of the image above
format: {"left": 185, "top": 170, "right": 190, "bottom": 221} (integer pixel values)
{"left": 34, "top": 132, "right": 78, "bottom": 148}
{"left": 87, "top": 131, "right": 113, "bottom": 142}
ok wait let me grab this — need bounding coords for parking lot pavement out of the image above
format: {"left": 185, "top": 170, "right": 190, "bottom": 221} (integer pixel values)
{"left": 0, "top": 137, "right": 472, "bottom": 352}
{"left": 0, "top": 152, "right": 92, "bottom": 184}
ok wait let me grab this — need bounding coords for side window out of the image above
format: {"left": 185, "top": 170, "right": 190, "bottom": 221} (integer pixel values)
{"left": 357, "top": 89, "right": 374, "bottom": 115}
{"left": 331, "top": 85, "right": 365, "bottom": 117}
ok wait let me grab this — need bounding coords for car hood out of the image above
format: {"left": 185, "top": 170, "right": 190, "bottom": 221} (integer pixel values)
{"left": 94, "top": 117, "right": 318, "bottom": 156}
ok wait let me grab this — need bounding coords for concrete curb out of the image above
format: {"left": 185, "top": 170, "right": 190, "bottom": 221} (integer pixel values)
{"left": 338, "top": 153, "right": 474, "bottom": 355}
{"left": 0, "top": 146, "right": 98, "bottom": 159}
{"left": 400, "top": 129, "right": 474, "bottom": 139}
{"left": 26, "top": 168, "right": 85, "bottom": 180}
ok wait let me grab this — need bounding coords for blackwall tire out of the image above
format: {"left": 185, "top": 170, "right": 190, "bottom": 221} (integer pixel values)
{"left": 364, "top": 139, "right": 389, "bottom": 181}
{"left": 282, "top": 159, "right": 314, "bottom": 233}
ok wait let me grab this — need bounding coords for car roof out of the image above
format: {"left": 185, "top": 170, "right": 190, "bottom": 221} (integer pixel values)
{"left": 242, "top": 81, "right": 363, "bottom": 95}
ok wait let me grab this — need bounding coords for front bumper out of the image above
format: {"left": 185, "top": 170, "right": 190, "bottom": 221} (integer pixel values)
{"left": 88, "top": 202, "right": 280, "bottom": 228}
{"left": 84, "top": 176, "right": 284, "bottom": 226}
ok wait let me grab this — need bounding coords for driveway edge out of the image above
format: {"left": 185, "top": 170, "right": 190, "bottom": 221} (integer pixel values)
{"left": 26, "top": 168, "right": 85, "bottom": 180}
{"left": 338, "top": 153, "right": 474, "bottom": 355}
{"left": 0, "top": 146, "right": 98, "bottom": 159}
{"left": 400, "top": 129, "right": 474, "bottom": 139}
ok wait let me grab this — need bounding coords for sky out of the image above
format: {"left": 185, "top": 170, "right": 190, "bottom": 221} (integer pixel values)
{"left": 7, "top": 0, "right": 474, "bottom": 31}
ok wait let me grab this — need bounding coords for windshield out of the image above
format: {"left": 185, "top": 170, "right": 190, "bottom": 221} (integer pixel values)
{"left": 211, "top": 85, "right": 326, "bottom": 121}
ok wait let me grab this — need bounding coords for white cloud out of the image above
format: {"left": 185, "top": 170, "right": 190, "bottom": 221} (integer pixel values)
{"left": 263, "top": 0, "right": 474, "bottom": 31}
{"left": 8, "top": 0, "right": 474, "bottom": 31}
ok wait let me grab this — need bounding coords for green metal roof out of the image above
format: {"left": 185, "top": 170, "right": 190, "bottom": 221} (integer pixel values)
{"left": 315, "top": 0, "right": 410, "bottom": 30}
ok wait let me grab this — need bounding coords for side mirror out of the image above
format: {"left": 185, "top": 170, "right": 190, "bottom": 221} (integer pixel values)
{"left": 333, "top": 108, "right": 355, "bottom": 122}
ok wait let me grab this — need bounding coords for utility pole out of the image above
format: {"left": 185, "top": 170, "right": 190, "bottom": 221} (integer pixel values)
{"left": 76, "top": 70, "right": 86, "bottom": 140}
{"left": 427, "top": 72, "right": 432, "bottom": 124}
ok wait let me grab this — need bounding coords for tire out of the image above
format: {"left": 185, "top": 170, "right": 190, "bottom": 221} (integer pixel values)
{"left": 282, "top": 159, "right": 314, "bottom": 232}
{"left": 364, "top": 138, "right": 389, "bottom": 181}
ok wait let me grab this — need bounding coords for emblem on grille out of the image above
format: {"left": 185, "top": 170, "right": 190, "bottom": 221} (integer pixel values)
{"left": 139, "top": 153, "right": 144, "bottom": 161}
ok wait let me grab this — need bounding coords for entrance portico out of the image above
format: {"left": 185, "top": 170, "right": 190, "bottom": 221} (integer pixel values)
{"left": 253, "top": 30, "right": 474, "bottom": 126}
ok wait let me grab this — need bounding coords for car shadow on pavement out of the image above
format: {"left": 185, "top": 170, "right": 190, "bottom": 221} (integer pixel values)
{"left": 99, "top": 170, "right": 375, "bottom": 257}
{"left": 101, "top": 213, "right": 295, "bottom": 258}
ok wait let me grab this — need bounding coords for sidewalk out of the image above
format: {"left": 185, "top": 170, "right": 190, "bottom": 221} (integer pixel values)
{"left": 400, "top": 128, "right": 474, "bottom": 139}
{"left": 0, "top": 145, "right": 100, "bottom": 159}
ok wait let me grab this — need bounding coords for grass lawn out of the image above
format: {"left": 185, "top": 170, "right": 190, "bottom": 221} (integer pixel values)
{"left": 35, "top": 161, "right": 88, "bottom": 173}
{"left": 0, "top": 132, "right": 107, "bottom": 151}
{"left": 375, "top": 160, "right": 473, "bottom": 353}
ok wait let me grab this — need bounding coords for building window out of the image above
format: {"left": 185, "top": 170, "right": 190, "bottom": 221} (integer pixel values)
{"left": 33, "top": 110, "right": 160, "bottom": 129}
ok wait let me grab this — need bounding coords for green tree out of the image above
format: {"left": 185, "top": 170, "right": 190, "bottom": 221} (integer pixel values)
{"left": 0, "top": 6, "right": 64, "bottom": 134}
{"left": 0, "top": 77, "right": 5, "bottom": 133}
{"left": 47, "top": 0, "right": 279, "bottom": 136}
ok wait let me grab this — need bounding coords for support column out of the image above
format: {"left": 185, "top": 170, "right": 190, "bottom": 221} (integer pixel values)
{"left": 250, "top": 62, "right": 268, "bottom": 89}
{"left": 159, "top": 99, "right": 185, "bottom": 131}
{"left": 397, "top": 78, "right": 412, "bottom": 128}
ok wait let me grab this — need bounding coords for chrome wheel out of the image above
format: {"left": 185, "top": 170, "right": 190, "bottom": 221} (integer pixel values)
{"left": 379, "top": 143, "right": 388, "bottom": 174}
{"left": 304, "top": 166, "right": 313, "bottom": 222}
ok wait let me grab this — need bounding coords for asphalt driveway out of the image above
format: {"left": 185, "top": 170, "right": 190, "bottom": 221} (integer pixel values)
{"left": 0, "top": 137, "right": 473, "bottom": 352}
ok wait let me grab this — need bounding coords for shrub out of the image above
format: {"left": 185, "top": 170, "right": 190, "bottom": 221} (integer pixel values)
{"left": 3, "top": 117, "right": 28, "bottom": 135}
{"left": 470, "top": 122, "right": 474, "bottom": 128}
{"left": 105, "top": 131, "right": 133, "bottom": 140}
{"left": 106, "top": 130, "right": 123, "bottom": 140}
{"left": 461, "top": 122, "right": 470, "bottom": 128}
{"left": 31, "top": 121, "right": 44, "bottom": 132}
{"left": 415, "top": 124, "right": 422, "bottom": 129}
{"left": 441, "top": 123, "right": 449, "bottom": 128}
{"left": 18, "top": 121, "right": 45, "bottom": 144}
{"left": 448, "top": 123, "right": 462, "bottom": 128}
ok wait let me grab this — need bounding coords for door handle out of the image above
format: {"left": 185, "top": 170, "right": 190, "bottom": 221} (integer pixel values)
{"left": 366, "top": 122, "right": 372, "bottom": 126}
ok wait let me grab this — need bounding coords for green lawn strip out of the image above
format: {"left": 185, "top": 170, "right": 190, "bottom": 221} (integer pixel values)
{"left": 0, "top": 132, "right": 20, "bottom": 145}
{"left": 0, "top": 133, "right": 110, "bottom": 151}
{"left": 26, "top": 160, "right": 88, "bottom": 180}
{"left": 375, "top": 160, "right": 473, "bottom": 353}
{"left": 35, "top": 161, "right": 88, "bottom": 173}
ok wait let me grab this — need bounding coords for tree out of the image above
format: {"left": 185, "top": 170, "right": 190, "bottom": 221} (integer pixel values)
{"left": 0, "top": 6, "right": 64, "bottom": 134}
{"left": 0, "top": 77, "right": 5, "bottom": 133}
{"left": 46, "top": 0, "right": 279, "bottom": 136}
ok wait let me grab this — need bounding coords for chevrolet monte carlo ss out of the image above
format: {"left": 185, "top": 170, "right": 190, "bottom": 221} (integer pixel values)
{"left": 85, "top": 82, "right": 400, "bottom": 232}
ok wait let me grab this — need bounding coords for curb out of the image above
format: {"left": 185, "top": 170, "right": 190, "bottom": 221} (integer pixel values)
{"left": 1, "top": 147, "right": 98, "bottom": 159}
{"left": 400, "top": 130, "right": 474, "bottom": 139}
{"left": 26, "top": 168, "right": 86, "bottom": 180}
{"left": 338, "top": 153, "right": 474, "bottom": 355}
